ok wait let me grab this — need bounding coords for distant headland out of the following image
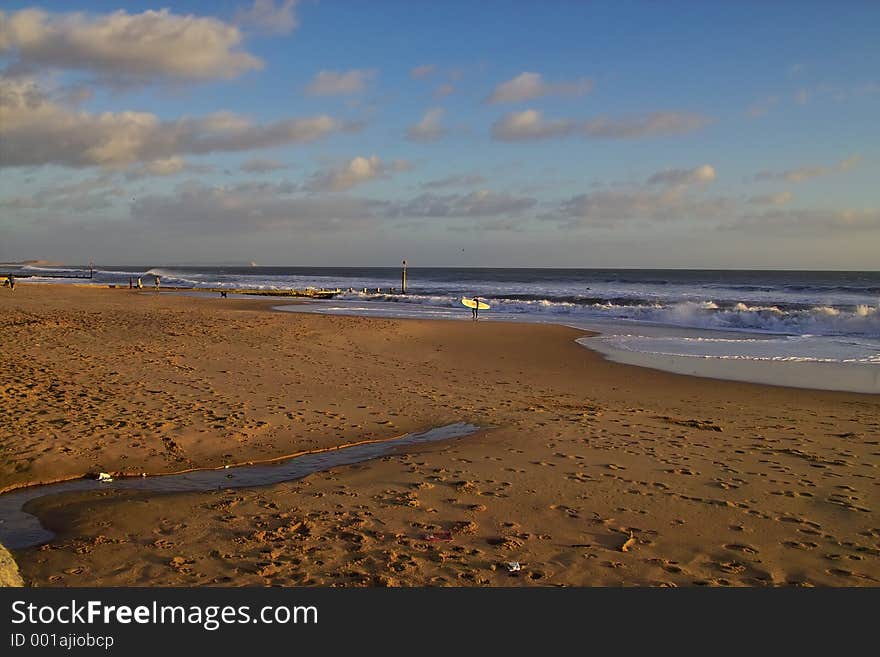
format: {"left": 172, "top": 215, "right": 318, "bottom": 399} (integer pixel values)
{"left": 0, "top": 259, "right": 63, "bottom": 267}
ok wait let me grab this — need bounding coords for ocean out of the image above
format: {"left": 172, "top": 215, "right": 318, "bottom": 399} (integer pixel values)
{"left": 8, "top": 265, "right": 880, "bottom": 391}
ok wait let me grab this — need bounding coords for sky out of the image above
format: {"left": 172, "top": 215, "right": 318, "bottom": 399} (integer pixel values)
{"left": 0, "top": 0, "right": 878, "bottom": 268}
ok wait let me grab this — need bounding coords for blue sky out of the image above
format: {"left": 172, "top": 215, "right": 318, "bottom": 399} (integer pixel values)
{"left": 1, "top": 1, "right": 878, "bottom": 267}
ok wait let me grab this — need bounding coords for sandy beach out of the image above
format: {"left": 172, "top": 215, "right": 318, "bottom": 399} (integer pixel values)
{"left": 1, "top": 284, "right": 878, "bottom": 586}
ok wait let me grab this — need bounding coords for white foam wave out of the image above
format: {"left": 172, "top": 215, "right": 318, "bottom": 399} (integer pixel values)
{"left": 595, "top": 334, "right": 880, "bottom": 364}
{"left": 334, "top": 294, "right": 880, "bottom": 338}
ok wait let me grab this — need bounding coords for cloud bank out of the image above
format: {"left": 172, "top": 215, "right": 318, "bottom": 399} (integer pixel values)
{"left": 0, "top": 77, "right": 346, "bottom": 168}
{"left": 0, "top": 7, "right": 261, "bottom": 82}
{"left": 548, "top": 164, "right": 729, "bottom": 227}
{"left": 753, "top": 155, "right": 861, "bottom": 183}
{"left": 492, "top": 110, "right": 711, "bottom": 141}
{"left": 305, "top": 69, "right": 376, "bottom": 96}
{"left": 487, "top": 72, "right": 593, "bottom": 103}
{"left": 305, "top": 156, "right": 411, "bottom": 192}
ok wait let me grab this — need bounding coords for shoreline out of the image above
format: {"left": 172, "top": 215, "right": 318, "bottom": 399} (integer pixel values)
{"left": 276, "top": 301, "right": 880, "bottom": 395}
{"left": 581, "top": 334, "right": 880, "bottom": 395}
{"left": 2, "top": 284, "right": 878, "bottom": 586}
{"left": 12, "top": 279, "right": 880, "bottom": 395}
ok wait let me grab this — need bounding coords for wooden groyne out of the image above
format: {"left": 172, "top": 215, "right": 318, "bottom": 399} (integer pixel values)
{"left": 1, "top": 268, "right": 93, "bottom": 280}
{"left": 108, "top": 285, "right": 343, "bottom": 299}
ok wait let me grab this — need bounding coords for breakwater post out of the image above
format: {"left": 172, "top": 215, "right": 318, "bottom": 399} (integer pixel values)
{"left": 401, "top": 259, "right": 407, "bottom": 294}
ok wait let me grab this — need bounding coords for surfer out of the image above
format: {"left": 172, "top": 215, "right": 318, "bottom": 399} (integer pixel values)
{"left": 8, "top": 274, "right": 14, "bottom": 292}
{"left": 462, "top": 296, "right": 489, "bottom": 318}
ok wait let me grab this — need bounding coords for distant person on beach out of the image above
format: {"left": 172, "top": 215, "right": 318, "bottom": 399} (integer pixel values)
{"left": 154, "top": 275, "right": 160, "bottom": 291}
{"left": 472, "top": 296, "right": 479, "bottom": 320}
{"left": 8, "top": 275, "right": 14, "bottom": 292}
{"left": 136, "top": 277, "right": 142, "bottom": 289}
{"left": 129, "top": 276, "right": 133, "bottom": 289}
{"left": 220, "top": 291, "right": 227, "bottom": 298}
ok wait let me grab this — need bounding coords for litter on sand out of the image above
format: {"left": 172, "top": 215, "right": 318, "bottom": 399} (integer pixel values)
{"left": 94, "top": 472, "right": 113, "bottom": 482}
{"left": 506, "top": 561, "right": 521, "bottom": 573}
{"left": 620, "top": 531, "right": 637, "bottom": 552}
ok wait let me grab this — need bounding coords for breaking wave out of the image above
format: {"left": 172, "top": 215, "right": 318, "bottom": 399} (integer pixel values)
{"left": 333, "top": 292, "right": 880, "bottom": 338}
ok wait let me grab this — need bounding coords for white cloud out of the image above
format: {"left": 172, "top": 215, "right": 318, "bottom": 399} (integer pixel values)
{"left": 235, "top": 0, "right": 299, "bottom": 36}
{"left": 486, "top": 72, "right": 593, "bottom": 103}
{"left": 748, "top": 82, "right": 878, "bottom": 117}
{"left": 729, "top": 208, "right": 880, "bottom": 233}
{"left": 410, "top": 64, "right": 435, "bottom": 79}
{"left": 241, "top": 158, "right": 288, "bottom": 173}
{"left": 406, "top": 108, "right": 446, "bottom": 142}
{"left": 0, "top": 8, "right": 261, "bottom": 82}
{"left": 135, "top": 156, "right": 186, "bottom": 176}
{"left": 746, "top": 95, "right": 780, "bottom": 118}
{"left": 389, "top": 190, "right": 537, "bottom": 218}
{"left": 747, "top": 191, "right": 793, "bottom": 206}
{"left": 123, "top": 157, "right": 213, "bottom": 180}
{"left": 0, "top": 174, "right": 125, "bottom": 212}
{"left": 553, "top": 188, "right": 732, "bottom": 227}
{"left": 305, "top": 69, "right": 376, "bottom": 96}
{"left": 111, "top": 182, "right": 542, "bottom": 240}
{"left": 123, "top": 181, "right": 536, "bottom": 237}
{"left": 131, "top": 181, "right": 379, "bottom": 234}
{"left": 647, "top": 164, "right": 716, "bottom": 186}
{"left": 753, "top": 155, "right": 861, "bottom": 183}
{"left": 306, "top": 156, "right": 410, "bottom": 192}
{"left": 582, "top": 112, "right": 711, "bottom": 138}
{"left": 491, "top": 110, "right": 578, "bottom": 141}
{"left": 492, "top": 109, "right": 711, "bottom": 141}
{"left": 757, "top": 166, "right": 827, "bottom": 183}
{"left": 548, "top": 164, "right": 728, "bottom": 227}
{"left": 433, "top": 83, "right": 455, "bottom": 99}
{"left": 421, "top": 174, "right": 487, "bottom": 189}
{"left": 0, "top": 77, "right": 346, "bottom": 168}
{"left": 839, "top": 154, "right": 862, "bottom": 171}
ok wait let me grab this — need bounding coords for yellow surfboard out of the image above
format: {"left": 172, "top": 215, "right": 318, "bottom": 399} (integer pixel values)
{"left": 461, "top": 297, "right": 490, "bottom": 310}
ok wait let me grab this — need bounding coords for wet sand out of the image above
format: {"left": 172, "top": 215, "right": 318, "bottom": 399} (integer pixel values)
{"left": 2, "top": 284, "right": 879, "bottom": 586}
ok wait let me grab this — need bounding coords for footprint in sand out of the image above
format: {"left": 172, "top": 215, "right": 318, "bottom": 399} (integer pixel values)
{"left": 716, "top": 561, "right": 747, "bottom": 575}
{"left": 782, "top": 541, "right": 819, "bottom": 550}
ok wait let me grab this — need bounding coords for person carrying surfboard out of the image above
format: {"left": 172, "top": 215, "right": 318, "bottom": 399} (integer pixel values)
{"left": 461, "top": 296, "right": 489, "bottom": 319}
